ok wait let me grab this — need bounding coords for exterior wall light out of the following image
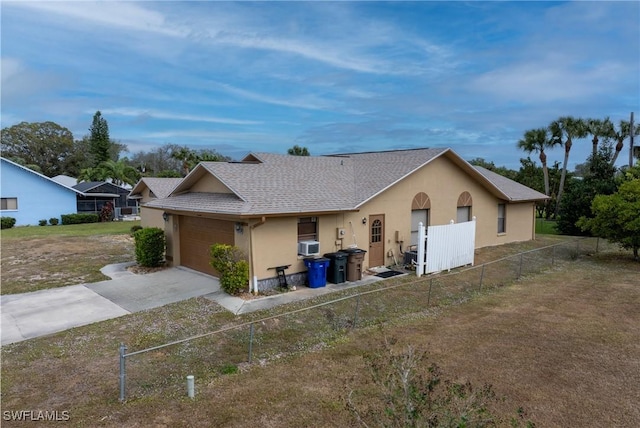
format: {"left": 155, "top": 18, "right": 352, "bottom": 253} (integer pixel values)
{"left": 163, "top": 212, "right": 169, "bottom": 222}
{"left": 362, "top": 217, "right": 367, "bottom": 225}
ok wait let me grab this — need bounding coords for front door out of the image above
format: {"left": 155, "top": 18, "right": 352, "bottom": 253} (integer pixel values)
{"left": 369, "top": 214, "right": 385, "bottom": 267}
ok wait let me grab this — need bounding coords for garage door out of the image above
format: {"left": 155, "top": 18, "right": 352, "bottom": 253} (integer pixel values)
{"left": 180, "top": 216, "right": 234, "bottom": 276}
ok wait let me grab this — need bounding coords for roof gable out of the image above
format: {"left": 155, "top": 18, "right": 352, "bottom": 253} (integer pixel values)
{"left": 129, "top": 177, "right": 183, "bottom": 199}
{"left": 0, "top": 157, "right": 82, "bottom": 195}
{"left": 151, "top": 148, "right": 547, "bottom": 216}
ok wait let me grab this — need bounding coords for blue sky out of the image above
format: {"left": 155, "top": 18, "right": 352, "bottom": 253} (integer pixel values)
{"left": 2, "top": 1, "right": 639, "bottom": 169}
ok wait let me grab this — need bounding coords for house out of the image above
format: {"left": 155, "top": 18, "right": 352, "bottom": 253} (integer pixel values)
{"left": 72, "top": 181, "right": 138, "bottom": 217}
{"left": 0, "top": 157, "right": 81, "bottom": 226}
{"left": 51, "top": 174, "right": 79, "bottom": 188}
{"left": 144, "top": 148, "right": 548, "bottom": 290}
{"left": 128, "top": 177, "right": 183, "bottom": 227}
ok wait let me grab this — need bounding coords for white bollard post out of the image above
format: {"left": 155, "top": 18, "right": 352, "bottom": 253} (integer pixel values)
{"left": 187, "top": 375, "right": 195, "bottom": 399}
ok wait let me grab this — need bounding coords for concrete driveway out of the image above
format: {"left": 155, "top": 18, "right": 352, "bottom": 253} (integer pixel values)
{"left": 1, "top": 264, "right": 221, "bottom": 345}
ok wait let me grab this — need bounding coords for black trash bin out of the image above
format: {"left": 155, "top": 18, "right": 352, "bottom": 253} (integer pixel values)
{"left": 343, "top": 248, "right": 367, "bottom": 281}
{"left": 323, "top": 252, "right": 348, "bottom": 284}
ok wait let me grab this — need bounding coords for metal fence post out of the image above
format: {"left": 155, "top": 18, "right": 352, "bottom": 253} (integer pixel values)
{"left": 352, "top": 295, "right": 361, "bottom": 329}
{"left": 479, "top": 264, "right": 485, "bottom": 291}
{"left": 576, "top": 240, "right": 580, "bottom": 254}
{"left": 119, "top": 343, "right": 127, "bottom": 402}
{"left": 551, "top": 245, "right": 556, "bottom": 267}
{"left": 427, "top": 278, "right": 433, "bottom": 306}
{"left": 596, "top": 237, "right": 600, "bottom": 253}
{"left": 248, "top": 323, "right": 255, "bottom": 364}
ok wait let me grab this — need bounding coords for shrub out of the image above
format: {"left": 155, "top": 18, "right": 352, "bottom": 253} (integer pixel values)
{"left": 134, "top": 227, "right": 166, "bottom": 267}
{"left": 130, "top": 225, "right": 143, "bottom": 236}
{"left": 61, "top": 213, "right": 99, "bottom": 225}
{"left": 99, "top": 201, "right": 114, "bottom": 222}
{"left": 210, "top": 244, "right": 249, "bottom": 295}
{"left": 39, "top": 219, "right": 47, "bottom": 226}
{"left": 1, "top": 217, "right": 16, "bottom": 229}
{"left": 49, "top": 217, "right": 59, "bottom": 226}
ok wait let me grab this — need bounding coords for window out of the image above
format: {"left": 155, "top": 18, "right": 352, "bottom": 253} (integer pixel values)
{"left": 411, "top": 192, "right": 431, "bottom": 245}
{"left": 1, "top": 198, "right": 18, "bottom": 210}
{"left": 497, "top": 203, "right": 506, "bottom": 233}
{"left": 298, "top": 217, "right": 318, "bottom": 242}
{"left": 411, "top": 209, "right": 429, "bottom": 245}
{"left": 371, "top": 219, "right": 383, "bottom": 243}
{"left": 456, "top": 191, "right": 472, "bottom": 222}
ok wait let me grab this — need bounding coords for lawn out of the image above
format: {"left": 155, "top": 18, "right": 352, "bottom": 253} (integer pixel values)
{"left": 535, "top": 217, "right": 559, "bottom": 235}
{"left": 0, "top": 221, "right": 139, "bottom": 295}
{"left": 1, "top": 236, "right": 638, "bottom": 427}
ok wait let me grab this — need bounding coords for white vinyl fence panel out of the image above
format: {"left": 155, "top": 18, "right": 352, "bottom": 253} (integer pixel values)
{"left": 416, "top": 218, "right": 476, "bottom": 276}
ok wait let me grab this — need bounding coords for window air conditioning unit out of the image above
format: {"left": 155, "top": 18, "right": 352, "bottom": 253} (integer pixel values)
{"left": 298, "top": 240, "right": 320, "bottom": 256}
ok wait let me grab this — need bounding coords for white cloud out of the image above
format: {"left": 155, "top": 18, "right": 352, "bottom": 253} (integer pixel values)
{"left": 11, "top": 1, "right": 188, "bottom": 38}
{"left": 98, "top": 108, "right": 262, "bottom": 126}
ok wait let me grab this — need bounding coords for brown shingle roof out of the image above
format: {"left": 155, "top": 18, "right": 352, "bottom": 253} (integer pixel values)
{"left": 146, "top": 148, "right": 547, "bottom": 216}
{"left": 129, "top": 177, "right": 183, "bottom": 199}
{"left": 472, "top": 166, "right": 549, "bottom": 202}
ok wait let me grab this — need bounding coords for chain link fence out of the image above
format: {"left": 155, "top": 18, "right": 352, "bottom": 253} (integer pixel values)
{"left": 119, "top": 237, "right": 605, "bottom": 401}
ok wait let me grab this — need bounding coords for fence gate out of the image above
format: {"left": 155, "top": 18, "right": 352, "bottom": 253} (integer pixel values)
{"left": 416, "top": 217, "right": 476, "bottom": 276}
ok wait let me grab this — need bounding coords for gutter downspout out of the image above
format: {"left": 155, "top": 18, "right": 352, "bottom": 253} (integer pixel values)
{"left": 249, "top": 216, "right": 267, "bottom": 294}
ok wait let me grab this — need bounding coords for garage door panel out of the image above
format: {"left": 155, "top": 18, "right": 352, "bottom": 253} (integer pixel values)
{"left": 180, "top": 216, "right": 234, "bottom": 276}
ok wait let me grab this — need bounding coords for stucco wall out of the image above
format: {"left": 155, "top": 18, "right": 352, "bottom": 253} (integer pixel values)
{"left": 0, "top": 159, "right": 78, "bottom": 226}
{"left": 249, "top": 155, "right": 536, "bottom": 278}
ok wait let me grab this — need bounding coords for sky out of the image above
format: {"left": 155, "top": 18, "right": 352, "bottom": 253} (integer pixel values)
{"left": 2, "top": 1, "right": 639, "bottom": 169}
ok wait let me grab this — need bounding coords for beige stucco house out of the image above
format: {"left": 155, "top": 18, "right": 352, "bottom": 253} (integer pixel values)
{"left": 128, "top": 178, "right": 183, "bottom": 228}
{"left": 144, "top": 148, "right": 548, "bottom": 290}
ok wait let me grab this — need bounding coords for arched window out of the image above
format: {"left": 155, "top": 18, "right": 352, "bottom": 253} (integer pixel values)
{"left": 457, "top": 191, "right": 472, "bottom": 222}
{"left": 411, "top": 192, "right": 430, "bottom": 245}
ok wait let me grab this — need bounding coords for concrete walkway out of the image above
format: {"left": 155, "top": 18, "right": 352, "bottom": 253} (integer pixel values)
{"left": 1, "top": 263, "right": 222, "bottom": 345}
{"left": 1, "top": 262, "right": 396, "bottom": 345}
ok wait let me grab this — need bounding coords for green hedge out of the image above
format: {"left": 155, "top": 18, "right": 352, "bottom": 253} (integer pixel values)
{"left": 1, "top": 217, "right": 16, "bottom": 229}
{"left": 134, "top": 227, "right": 166, "bottom": 267}
{"left": 61, "top": 213, "right": 99, "bottom": 225}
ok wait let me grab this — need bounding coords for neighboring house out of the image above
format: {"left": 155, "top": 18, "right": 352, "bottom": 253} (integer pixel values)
{"left": 145, "top": 148, "right": 548, "bottom": 290}
{"left": 72, "top": 181, "right": 137, "bottom": 216}
{"left": 128, "top": 177, "right": 183, "bottom": 228}
{"left": 51, "top": 174, "right": 79, "bottom": 188}
{"left": 0, "top": 157, "right": 81, "bottom": 226}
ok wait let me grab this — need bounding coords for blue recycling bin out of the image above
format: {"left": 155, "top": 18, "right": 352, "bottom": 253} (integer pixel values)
{"left": 304, "top": 257, "right": 330, "bottom": 288}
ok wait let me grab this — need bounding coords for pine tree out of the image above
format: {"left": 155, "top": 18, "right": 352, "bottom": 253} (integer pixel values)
{"left": 89, "top": 111, "right": 111, "bottom": 166}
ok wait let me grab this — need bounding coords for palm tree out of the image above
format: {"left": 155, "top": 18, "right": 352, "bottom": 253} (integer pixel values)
{"left": 77, "top": 166, "right": 105, "bottom": 183}
{"left": 585, "top": 118, "right": 614, "bottom": 157}
{"left": 549, "top": 116, "right": 588, "bottom": 216}
{"left": 98, "top": 159, "right": 139, "bottom": 186}
{"left": 171, "top": 146, "right": 197, "bottom": 176}
{"left": 609, "top": 120, "right": 640, "bottom": 166}
{"left": 517, "top": 128, "right": 556, "bottom": 218}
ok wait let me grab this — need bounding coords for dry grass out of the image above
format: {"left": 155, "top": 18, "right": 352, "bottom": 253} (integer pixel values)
{"left": 1, "top": 229, "right": 136, "bottom": 295}
{"left": 1, "top": 237, "right": 638, "bottom": 427}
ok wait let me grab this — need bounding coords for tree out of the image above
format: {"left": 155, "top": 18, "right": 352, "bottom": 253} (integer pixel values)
{"left": 98, "top": 159, "right": 140, "bottom": 186}
{"left": 557, "top": 144, "right": 617, "bottom": 236}
{"left": 609, "top": 119, "right": 640, "bottom": 166}
{"left": 76, "top": 167, "right": 105, "bottom": 183}
{"left": 89, "top": 111, "right": 111, "bottom": 166}
{"left": 130, "top": 143, "right": 183, "bottom": 177}
{"left": 517, "top": 128, "right": 558, "bottom": 218}
{"left": 578, "top": 179, "right": 640, "bottom": 260}
{"left": 0, "top": 121, "right": 75, "bottom": 177}
{"left": 287, "top": 145, "right": 310, "bottom": 156}
{"left": 585, "top": 117, "right": 614, "bottom": 157}
{"left": 170, "top": 146, "right": 230, "bottom": 176}
{"left": 549, "top": 116, "right": 588, "bottom": 217}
